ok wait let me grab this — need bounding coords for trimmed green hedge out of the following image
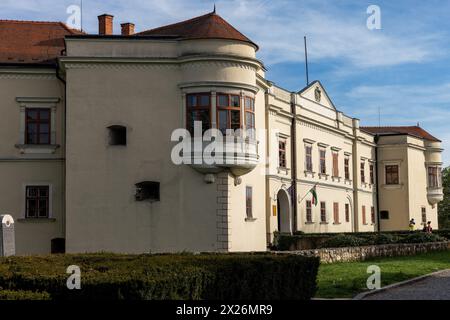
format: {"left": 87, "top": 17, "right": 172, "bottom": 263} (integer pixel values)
{"left": 275, "top": 230, "right": 449, "bottom": 250}
{"left": 0, "top": 253, "right": 319, "bottom": 300}
{"left": 0, "top": 289, "right": 50, "bottom": 300}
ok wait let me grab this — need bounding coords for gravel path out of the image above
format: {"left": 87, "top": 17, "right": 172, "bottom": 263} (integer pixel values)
{"left": 363, "top": 269, "right": 450, "bottom": 300}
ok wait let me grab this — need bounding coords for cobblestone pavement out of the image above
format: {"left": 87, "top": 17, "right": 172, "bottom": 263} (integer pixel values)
{"left": 364, "top": 269, "right": 450, "bottom": 300}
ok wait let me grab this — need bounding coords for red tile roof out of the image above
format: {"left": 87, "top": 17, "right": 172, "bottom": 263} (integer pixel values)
{"left": 137, "top": 12, "right": 258, "bottom": 49}
{"left": 361, "top": 126, "right": 441, "bottom": 142}
{"left": 0, "top": 20, "right": 83, "bottom": 65}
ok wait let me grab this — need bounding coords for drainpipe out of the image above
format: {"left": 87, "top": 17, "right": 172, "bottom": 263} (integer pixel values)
{"left": 290, "top": 93, "right": 298, "bottom": 234}
{"left": 56, "top": 53, "right": 67, "bottom": 246}
{"left": 375, "top": 134, "right": 381, "bottom": 232}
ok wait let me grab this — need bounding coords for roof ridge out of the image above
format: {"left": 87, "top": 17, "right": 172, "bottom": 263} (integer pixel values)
{"left": 0, "top": 19, "right": 62, "bottom": 24}
{"left": 137, "top": 12, "right": 214, "bottom": 35}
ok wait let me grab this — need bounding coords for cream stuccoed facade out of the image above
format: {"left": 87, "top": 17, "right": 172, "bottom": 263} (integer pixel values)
{"left": 0, "top": 12, "right": 444, "bottom": 255}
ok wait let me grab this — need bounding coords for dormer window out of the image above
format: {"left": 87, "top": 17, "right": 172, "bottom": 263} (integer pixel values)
{"left": 108, "top": 125, "right": 127, "bottom": 146}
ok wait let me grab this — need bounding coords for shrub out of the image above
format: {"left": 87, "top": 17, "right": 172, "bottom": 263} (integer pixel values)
{"left": 318, "top": 234, "right": 368, "bottom": 248}
{"left": 0, "top": 289, "right": 50, "bottom": 300}
{"left": 400, "top": 232, "right": 446, "bottom": 244}
{"left": 0, "top": 253, "right": 319, "bottom": 300}
{"left": 272, "top": 232, "right": 301, "bottom": 251}
{"left": 370, "top": 233, "right": 398, "bottom": 245}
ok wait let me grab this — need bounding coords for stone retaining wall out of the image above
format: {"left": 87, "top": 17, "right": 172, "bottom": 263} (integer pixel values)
{"left": 276, "top": 241, "right": 449, "bottom": 264}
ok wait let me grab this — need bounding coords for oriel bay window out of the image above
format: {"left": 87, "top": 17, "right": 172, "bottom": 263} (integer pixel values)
{"left": 186, "top": 93, "right": 211, "bottom": 135}
{"left": 217, "top": 93, "right": 241, "bottom": 135}
{"left": 428, "top": 166, "right": 441, "bottom": 188}
{"left": 26, "top": 108, "right": 50, "bottom": 144}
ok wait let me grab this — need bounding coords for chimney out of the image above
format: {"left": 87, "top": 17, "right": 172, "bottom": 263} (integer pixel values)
{"left": 121, "top": 23, "right": 135, "bottom": 36}
{"left": 98, "top": 14, "right": 114, "bottom": 35}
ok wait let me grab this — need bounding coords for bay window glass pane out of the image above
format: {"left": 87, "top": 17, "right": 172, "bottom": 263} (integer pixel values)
{"left": 231, "top": 110, "right": 240, "bottom": 130}
{"left": 187, "top": 95, "right": 196, "bottom": 107}
{"left": 231, "top": 95, "right": 240, "bottom": 107}
{"left": 218, "top": 110, "right": 228, "bottom": 134}
{"left": 218, "top": 95, "right": 228, "bottom": 107}
{"left": 199, "top": 95, "right": 210, "bottom": 107}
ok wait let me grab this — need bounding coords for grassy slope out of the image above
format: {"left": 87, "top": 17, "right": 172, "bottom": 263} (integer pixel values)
{"left": 316, "top": 250, "right": 450, "bottom": 299}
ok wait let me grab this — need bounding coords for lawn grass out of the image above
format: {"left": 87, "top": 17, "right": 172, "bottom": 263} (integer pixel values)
{"left": 316, "top": 250, "right": 450, "bottom": 299}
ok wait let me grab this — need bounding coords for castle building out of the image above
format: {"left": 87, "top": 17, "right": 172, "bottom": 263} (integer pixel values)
{"left": 0, "top": 11, "right": 443, "bottom": 255}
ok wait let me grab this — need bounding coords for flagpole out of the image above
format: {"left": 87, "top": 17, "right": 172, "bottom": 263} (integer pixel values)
{"left": 298, "top": 182, "right": 318, "bottom": 204}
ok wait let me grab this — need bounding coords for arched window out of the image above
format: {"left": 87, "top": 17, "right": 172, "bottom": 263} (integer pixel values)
{"left": 217, "top": 93, "right": 241, "bottom": 135}
{"left": 108, "top": 125, "right": 127, "bottom": 146}
{"left": 186, "top": 93, "right": 211, "bottom": 135}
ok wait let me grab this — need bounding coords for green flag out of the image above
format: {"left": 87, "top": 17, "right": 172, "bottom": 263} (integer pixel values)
{"left": 310, "top": 186, "right": 318, "bottom": 206}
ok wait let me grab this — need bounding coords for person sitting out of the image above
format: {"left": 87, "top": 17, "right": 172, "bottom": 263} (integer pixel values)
{"left": 408, "top": 218, "right": 416, "bottom": 231}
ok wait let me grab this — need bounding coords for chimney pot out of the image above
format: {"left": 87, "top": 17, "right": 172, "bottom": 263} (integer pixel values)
{"left": 98, "top": 14, "right": 114, "bottom": 35}
{"left": 121, "top": 23, "right": 135, "bottom": 36}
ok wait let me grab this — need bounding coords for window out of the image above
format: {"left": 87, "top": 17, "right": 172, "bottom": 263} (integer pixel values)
{"left": 360, "top": 161, "right": 365, "bottom": 184}
{"left": 369, "top": 163, "right": 374, "bottom": 184}
{"left": 344, "top": 157, "right": 350, "bottom": 180}
{"left": 135, "top": 181, "right": 160, "bottom": 202}
{"left": 246, "top": 186, "right": 253, "bottom": 219}
{"left": 25, "top": 186, "right": 49, "bottom": 218}
{"left": 305, "top": 145, "right": 313, "bottom": 172}
{"left": 186, "top": 93, "right": 211, "bottom": 135}
{"left": 345, "top": 203, "right": 350, "bottom": 222}
{"left": 25, "top": 108, "right": 50, "bottom": 144}
{"left": 279, "top": 139, "right": 287, "bottom": 168}
{"left": 319, "top": 149, "right": 326, "bottom": 174}
{"left": 320, "top": 202, "right": 327, "bottom": 223}
{"left": 428, "top": 166, "right": 441, "bottom": 188}
{"left": 333, "top": 202, "right": 339, "bottom": 224}
{"left": 380, "top": 210, "right": 389, "bottom": 220}
{"left": 385, "top": 165, "right": 399, "bottom": 185}
{"left": 244, "top": 97, "right": 255, "bottom": 138}
{"left": 362, "top": 205, "right": 367, "bottom": 225}
{"left": 371, "top": 206, "right": 375, "bottom": 224}
{"left": 306, "top": 200, "right": 312, "bottom": 223}
{"left": 332, "top": 152, "right": 339, "bottom": 177}
{"left": 421, "top": 207, "right": 427, "bottom": 224}
{"left": 217, "top": 93, "right": 241, "bottom": 135}
{"left": 108, "top": 125, "right": 126, "bottom": 146}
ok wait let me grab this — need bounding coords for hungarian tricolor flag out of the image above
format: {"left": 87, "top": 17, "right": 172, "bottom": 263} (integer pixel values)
{"left": 310, "top": 186, "right": 318, "bottom": 206}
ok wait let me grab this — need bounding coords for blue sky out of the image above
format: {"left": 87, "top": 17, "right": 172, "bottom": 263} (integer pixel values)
{"left": 2, "top": 0, "right": 450, "bottom": 165}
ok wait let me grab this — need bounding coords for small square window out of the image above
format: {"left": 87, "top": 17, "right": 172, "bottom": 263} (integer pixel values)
{"left": 108, "top": 125, "right": 127, "bottom": 146}
{"left": 380, "top": 210, "right": 389, "bottom": 220}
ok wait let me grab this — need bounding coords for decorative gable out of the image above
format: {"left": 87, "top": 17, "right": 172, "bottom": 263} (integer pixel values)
{"left": 298, "top": 80, "right": 336, "bottom": 110}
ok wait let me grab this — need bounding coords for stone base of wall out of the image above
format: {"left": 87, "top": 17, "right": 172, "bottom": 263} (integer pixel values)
{"left": 277, "top": 242, "right": 449, "bottom": 264}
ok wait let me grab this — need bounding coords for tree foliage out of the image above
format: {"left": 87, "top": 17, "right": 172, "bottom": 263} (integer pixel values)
{"left": 438, "top": 167, "right": 450, "bottom": 228}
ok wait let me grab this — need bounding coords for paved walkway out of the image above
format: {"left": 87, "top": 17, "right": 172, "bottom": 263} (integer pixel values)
{"left": 363, "top": 269, "right": 450, "bottom": 300}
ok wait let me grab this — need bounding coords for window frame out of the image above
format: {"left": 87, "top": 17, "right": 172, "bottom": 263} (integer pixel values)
{"left": 306, "top": 200, "right": 312, "bottom": 223}
{"left": 245, "top": 186, "right": 253, "bottom": 219}
{"left": 216, "top": 93, "right": 242, "bottom": 135}
{"left": 319, "top": 148, "right": 326, "bottom": 174}
{"left": 25, "top": 108, "right": 51, "bottom": 145}
{"left": 333, "top": 202, "right": 340, "bottom": 224}
{"left": 421, "top": 207, "right": 427, "bottom": 224}
{"left": 345, "top": 203, "right": 350, "bottom": 223}
{"left": 360, "top": 161, "right": 365, "bottom": 184}
{"left": 332, "top": 152, "right": 339, "bottom": 177}
{"left": 344, "top": 156, "right": 350, "bottom": 180}
{"left": 427, "top": 166, "right": 441, "bottom": 188}
{"left": 320, "top": 201, "right": 327, "bottom": 223}
{"left": 305, "top": 144, "right": 313, "bottom": 172}
{"left": 279, "top": 139, "right": 287, "bottom": 168}
{"left": 385, "top": 165, "right": 399, "bottom": 185}
{"left": 369, "top": 163, "right": 374, "bottom": 185}
{"left": 186, "top": 93, "right": 212, "bottom": 135}
{"left": 362, "top": 205, "right": 367, "bottom": 225}
{"left": 244, "top": 96, "right": 255, "bottom": 138}
{"left": 25, "top": 185, "right": 50, "bottom": 219}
